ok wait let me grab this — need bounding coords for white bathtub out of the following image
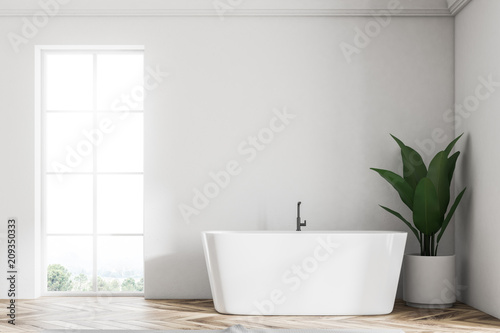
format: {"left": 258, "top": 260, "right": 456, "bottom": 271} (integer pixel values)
{"left": 202, "top": 231, "right": 407, "bottom": 315}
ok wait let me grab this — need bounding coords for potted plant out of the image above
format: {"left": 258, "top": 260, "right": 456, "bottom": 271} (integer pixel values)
{"left": 371, "top": 134, "right": 466, "bottom": 308}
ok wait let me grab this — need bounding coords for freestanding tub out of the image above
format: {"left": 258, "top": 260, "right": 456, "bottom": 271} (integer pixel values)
{"left": 202, "top": 231, "right": 407, "bottom": 315}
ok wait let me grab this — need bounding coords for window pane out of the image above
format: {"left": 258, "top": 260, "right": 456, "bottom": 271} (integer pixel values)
{"left": 44, "top": 50, "right": 145, "bottom": 294}
{"left": 46, "top": 175, "right": 93, "bottom": 234}
{"left": 96, "top": 113, "right": 143, "bottom": 172}
{"left": 97, "top": 175, "right": 143, "bottom": 234}
{"left": 45, "top": 54, "right": 94, "bottom": 111}
{"left": 97, "top": 236, "right": 143, "bottom": 292}
{"left": 46, "top": 113, "right": 94, "bottom": 173}
{"left": 47, "top": 236, "right": 93, "bottom": 292}
{"left": 96, "top": 54, "right": 144, "bottom": 111}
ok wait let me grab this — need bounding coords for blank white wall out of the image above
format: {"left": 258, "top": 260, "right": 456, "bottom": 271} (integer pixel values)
{"left": 0, "top": 15, "right": 454, "bottom": 298}
{"left": 0, "top": 19, "right": 39, "bottom": 298}
{"left": 455, "top": 0, "right": 500, "bottom": 320}
{"left": 144, "top": 16, "right": 455, "bottom": 298}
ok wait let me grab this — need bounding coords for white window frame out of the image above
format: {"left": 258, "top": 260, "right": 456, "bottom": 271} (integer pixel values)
{"left": 36, "top": 45, "right": 145, "bottom": 296}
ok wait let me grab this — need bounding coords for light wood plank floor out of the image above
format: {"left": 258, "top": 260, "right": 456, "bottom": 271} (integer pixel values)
{"left": 0, "top": 298, "right": 499, "bottom": 332}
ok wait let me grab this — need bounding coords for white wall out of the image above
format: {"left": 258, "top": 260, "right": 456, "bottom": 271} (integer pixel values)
{"left": 0, "top": 18, "right": 40, "bottom": 298}
{"left": 455, "top": 0, "right": 500, "bottom": 320}
{"left": 0, "top": 15, "right": 454, "bottom": 298}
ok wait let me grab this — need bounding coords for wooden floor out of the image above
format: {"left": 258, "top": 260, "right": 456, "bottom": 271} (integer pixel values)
{"left": 0, "top": 298, "right": 499, "bottom": 333}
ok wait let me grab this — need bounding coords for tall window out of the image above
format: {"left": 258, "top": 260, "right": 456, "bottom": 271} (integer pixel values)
{"left": 41, "top": 48, "right": 144, "bottom": 294}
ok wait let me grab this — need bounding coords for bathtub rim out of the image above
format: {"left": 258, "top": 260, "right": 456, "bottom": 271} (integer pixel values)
{"left": 203, "top": 230, "right": 408, "bottom": 235}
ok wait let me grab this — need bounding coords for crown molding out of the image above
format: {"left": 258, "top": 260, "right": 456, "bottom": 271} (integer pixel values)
{"left": 0, "top": 8, "right": 453, "bottom": 17}
{"left": 447, "top": 0, "right": 473, "bottom": 15}
{"left": 0, "top": 0, "right": 471, "bottom": 17}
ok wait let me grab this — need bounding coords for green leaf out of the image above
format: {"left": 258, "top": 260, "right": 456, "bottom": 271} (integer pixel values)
{"left": 447, "top": 151, "right": 460, "bottom": 184}
{"left": 391, "top": 134, "right": 428, "bottom": 190}
{"left": 379, "top": 205, "right": 420, "bottom": 242}
{"left": 427, "top": 151, "right": 451, "bottom": 217}
{"left": 371, "top": 168, "right": 414, "bottom": 210}
{"left": 437, "top": 187, "right": 467, "bottom": 244}
{"left": 444, "top": 133, "right": 464, "bottom": 156}
{"left": 413, "top": 178, "right": 443, "bottom": 236}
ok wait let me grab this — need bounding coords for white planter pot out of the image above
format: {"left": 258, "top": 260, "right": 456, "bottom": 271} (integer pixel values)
{"left": 403, "top": 254, "right": 456, "bottom": 308}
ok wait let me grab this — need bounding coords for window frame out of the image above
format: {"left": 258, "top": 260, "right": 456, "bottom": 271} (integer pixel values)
{"left": 37, "top": 46, "right": 145, "bottom": 296}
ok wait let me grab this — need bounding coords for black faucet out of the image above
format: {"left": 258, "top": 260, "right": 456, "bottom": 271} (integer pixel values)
{"left": 296, "top": 201, "right": 306, "bottom": 231}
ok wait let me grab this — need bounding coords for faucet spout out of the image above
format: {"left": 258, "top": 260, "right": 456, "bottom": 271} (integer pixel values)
{"left": 296, "top": 201, "right": 307, "bottom": 231}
